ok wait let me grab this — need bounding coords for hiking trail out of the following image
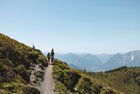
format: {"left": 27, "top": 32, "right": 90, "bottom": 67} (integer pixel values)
{"left": 40, "top": 64, "right": 55, "bottom": 94}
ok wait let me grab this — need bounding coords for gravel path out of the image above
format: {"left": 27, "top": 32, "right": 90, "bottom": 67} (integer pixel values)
{"left": 40, "top": 65, "right": 55, "bottom": 94}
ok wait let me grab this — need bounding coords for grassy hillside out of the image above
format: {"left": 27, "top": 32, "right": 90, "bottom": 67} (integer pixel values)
{"left": 1, "top": 33, "right": 140, "bottom": 94}
{"left": 53, "top": 59, "right": 123, "bottom": 94}
{"left": 53, "top": 60, "right": 140, "bottom": 94}
{"left": 90, "top": 66, "right": 140, "bottom": 94}
{"left": 0, "top": 33, "right": 48, "bottom": 94}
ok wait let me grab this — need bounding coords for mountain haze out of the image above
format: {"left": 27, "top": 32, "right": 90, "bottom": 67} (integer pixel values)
{"left": 100, "top": 50, "right": 140, "bottom": 71}
{"left": 56, "top": 51, "right": 140, "bottom": 71}
{"left": 55, "top": 53, "right": 103, "bottom": 71}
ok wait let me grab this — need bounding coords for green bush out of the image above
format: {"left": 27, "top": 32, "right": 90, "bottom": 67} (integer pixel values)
{"left": 76, "top": 77, "right": 94, "bottom": 94}
{"left": 28, "top": 51, "right": 39, "bottom": 63}
{"left": 105, "top": 89, "right": 116, "bottom": 94}
{"left": 53, "top": 59, "right": 81, "bottom": 91}
{"left": 93, "top": 83, "right": 103, "bottom": 94}
{"left": 15, "top": 65, "right": 30, "bottom": 83}
{"left": 22, "top": 86, "right": 40, "bottom": 94}
{"left": 0, "top": 62, "right": 15, "bottom": 82}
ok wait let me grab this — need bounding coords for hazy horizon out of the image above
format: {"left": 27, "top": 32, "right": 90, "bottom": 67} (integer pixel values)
{"left": 1, "top": 0, "right": 140, "bottom": 54}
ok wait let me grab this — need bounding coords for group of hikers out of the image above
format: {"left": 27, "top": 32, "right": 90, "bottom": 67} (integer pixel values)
{"left": 47, "top": 48, "right": 55, "bottom": 64}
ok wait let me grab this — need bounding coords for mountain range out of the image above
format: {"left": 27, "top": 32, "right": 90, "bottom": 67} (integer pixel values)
{"left": 55, "top": 51, "right": 140, "bottom": 71}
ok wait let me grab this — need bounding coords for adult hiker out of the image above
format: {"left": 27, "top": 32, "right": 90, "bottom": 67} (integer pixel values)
{"left": 47, "top": 52, "right": 51, "bottom": 63}
{"left": 51, "top": 48, "right": 55, "bottom": 63}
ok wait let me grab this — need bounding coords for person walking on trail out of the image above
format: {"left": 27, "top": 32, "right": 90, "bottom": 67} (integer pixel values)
{"left": 47, "top": 52, "right": 51, "bottom": 63}
{"left": 51, "top": 48, "right": 55, "bottom": 63}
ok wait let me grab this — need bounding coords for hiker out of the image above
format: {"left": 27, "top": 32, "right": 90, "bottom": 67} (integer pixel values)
{"left": 51, "top": 48, "right": 55, "bottom": 63}
{"left": 47, "top": 52, "right": 51, "bottom": 63}
{"left": 32, "top": 45, "right": 35, "bottom": 50}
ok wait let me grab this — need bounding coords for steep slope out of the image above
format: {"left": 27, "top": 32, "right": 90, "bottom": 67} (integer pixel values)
{"left": 0, "top": 33, "right": 48, "bottom": 94}
{"left": 99, "top": 53, "right": 124, "bottom": 71}
{"left": 123, "top": 50, "right": 140, "bottom": 66}
{"left": 53, "top": 59, "right": 123, "bottom": 94}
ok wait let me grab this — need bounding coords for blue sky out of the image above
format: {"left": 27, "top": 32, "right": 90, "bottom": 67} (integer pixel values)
{"left": 0, "top": 0, "right": 140, "bottom": 54}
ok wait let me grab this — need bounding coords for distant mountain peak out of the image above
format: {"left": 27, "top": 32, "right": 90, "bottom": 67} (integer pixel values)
{"left": 54, "top": 50, "right": 140, "bottom": 72}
